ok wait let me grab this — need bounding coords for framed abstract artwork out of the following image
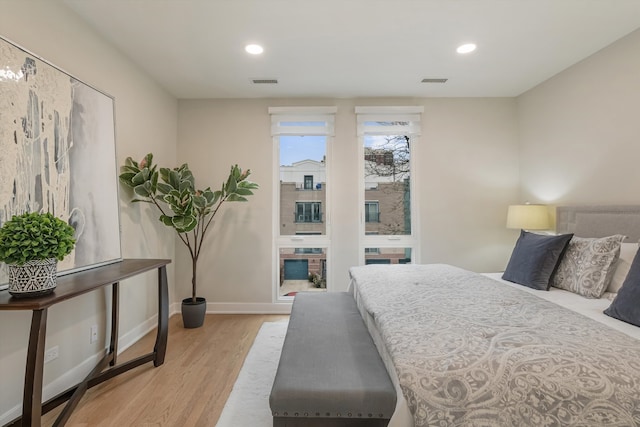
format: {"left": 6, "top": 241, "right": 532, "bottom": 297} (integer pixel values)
{"left": 0, "top": 35, "right": 122, "bottom": 288}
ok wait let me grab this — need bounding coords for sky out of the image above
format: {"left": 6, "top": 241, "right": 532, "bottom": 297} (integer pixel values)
{"left": 279, "top": 135, "right": 326, "bottom": 166}
{"left": 278, "top": 134, "right": 409, "bottom": 166}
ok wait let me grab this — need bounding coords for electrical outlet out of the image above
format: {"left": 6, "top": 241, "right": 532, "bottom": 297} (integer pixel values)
{"left": 90, "top": 324, "right": 98, "bottom": 344}
{"left": 44, "top": 346, "right": 59, "bottom": 364}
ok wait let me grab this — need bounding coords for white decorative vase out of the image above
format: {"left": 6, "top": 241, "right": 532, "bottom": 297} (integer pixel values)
{"left": 8, "top": 258, "right": 58, "bottom": 298}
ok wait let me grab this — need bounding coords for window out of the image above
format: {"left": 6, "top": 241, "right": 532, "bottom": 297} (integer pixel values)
{"left": 271, "top": 107, "right": 335, "bottom": 301}
{"left": 278, "top": 134, "right": 327, "bottom": 235}
{"left": 363, "top": 135, "right": 411, "bottom": 235}
{"left": 357, "top": 106, "right": 422, "bottom": 265}
{"left": 295, "top": 247, "right": 323, "bottom": 254}
{"left": 279, "top": 248, "right": 327, "bottom": 297}
{"left": 296, "top": 202, "right": 322, "bottom": 223}
{"left": 304, "top": 175, "right": 314, "bottom": 190}
{"left": 365, "top": 201, "right": 379, "bottom": 223}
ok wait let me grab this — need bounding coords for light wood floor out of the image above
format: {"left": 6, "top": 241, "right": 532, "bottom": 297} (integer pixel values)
{"left": 42, "top": 313, "right": 288, "bottom": 427}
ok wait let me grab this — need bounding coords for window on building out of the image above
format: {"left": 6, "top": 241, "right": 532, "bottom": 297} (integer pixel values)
{"left": 296, "top": 202, "right": 322, "bottom": 223}
{"left": 365, "top": 201, "right": 380, "bottom": 223}
{"left": 304, "top": 175, "right": 314, "bottom": 190}
{"left": 295, "top": 248, "right": 323, "bottom": 254}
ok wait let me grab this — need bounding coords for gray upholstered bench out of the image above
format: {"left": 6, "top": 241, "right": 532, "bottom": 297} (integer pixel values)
{"left": 269, "top": 292, "right": 396, "bottom": 427}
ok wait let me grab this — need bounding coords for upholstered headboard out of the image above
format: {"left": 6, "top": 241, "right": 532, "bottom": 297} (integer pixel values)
{"left": 556, "top": 205, "right": 640, "bottom": 242}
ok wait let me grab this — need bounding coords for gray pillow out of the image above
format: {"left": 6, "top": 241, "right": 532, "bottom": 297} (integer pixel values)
{"left": 502, "top": 230, "right": 573, "bottom": 290}
{"left": 551, "top": 235, "right": 626, "bottom": 298}
{"left": 604, "top": 247, "right": 640, "bottom": 327}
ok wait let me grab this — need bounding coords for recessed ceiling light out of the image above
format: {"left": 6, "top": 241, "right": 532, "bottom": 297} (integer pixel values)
{"left": 456, "top": 43, "right": 477, "bottom": 54}
{"left": 245, "top": 44, "right": 264, "bottom": 55}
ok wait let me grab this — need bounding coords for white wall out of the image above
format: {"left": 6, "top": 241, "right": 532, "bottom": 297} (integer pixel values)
{"left": 176, "top": 97, "right": 520, "bottom": 310}
{"left": 0, "top": 1, "right": 178, "bottom": 422}
{"left": 517, "top": 28, "right": 640, "bottom": 209}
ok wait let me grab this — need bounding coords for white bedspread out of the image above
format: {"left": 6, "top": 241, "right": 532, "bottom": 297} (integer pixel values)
{"left": 349, "top": 264, "right": 640, "bottom": 427}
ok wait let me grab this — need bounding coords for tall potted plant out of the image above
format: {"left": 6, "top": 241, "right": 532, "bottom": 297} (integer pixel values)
{"left": 119, "top": 153, "right": 258, "bottom": 328}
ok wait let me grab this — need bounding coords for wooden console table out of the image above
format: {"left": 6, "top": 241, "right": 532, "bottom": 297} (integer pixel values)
{"left": 0, "top": 258, "right": 171, "bottom": 427}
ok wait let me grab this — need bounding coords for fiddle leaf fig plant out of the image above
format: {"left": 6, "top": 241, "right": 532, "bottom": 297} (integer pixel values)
{"left": 119, "top": 153, "right": 258, "bottom": 303}
{"left": 0, "top": 212, "right": 76, "bottom": 265}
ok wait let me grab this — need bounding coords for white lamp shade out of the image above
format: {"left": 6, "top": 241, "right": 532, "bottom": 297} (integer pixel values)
{"left": 506, "top": 204, "right": 550, "bottom": 230}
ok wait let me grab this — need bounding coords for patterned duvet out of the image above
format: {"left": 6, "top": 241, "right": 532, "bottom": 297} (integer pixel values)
{"left": 349, "top": 264, "right": 640, "bottom": 427}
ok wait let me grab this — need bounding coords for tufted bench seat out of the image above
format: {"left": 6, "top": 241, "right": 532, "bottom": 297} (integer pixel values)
{"left": 269, "top": 292, "right": 396, "bottom": 427}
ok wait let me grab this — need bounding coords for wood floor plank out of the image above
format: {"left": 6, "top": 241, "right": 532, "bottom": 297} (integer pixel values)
{"left": 42, "top": 313, "right": 288, "bottom": 426}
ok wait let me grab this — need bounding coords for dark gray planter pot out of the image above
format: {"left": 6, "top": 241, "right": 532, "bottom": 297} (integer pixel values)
{"left": 181, "top": 297, "right": 206, "bottom": 328}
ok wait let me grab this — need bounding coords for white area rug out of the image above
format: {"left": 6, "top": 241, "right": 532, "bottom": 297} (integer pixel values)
{"left": 216, "top": 321, "right": 288, "bottom": 427}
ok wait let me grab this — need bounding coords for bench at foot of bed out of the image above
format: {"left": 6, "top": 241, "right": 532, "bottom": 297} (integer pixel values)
{"left": 273, "top": 418, "right": 391, "bottom": 427}
{"left": 269, "top": 292, "right": 396, "bottom": 427}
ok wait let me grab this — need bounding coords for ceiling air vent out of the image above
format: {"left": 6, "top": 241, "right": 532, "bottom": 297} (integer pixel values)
{"left": 252, "top": 78, "right": 278, "bottom": 84}
{"left": 421, "top": 78, "right": 448, "bottom": 83}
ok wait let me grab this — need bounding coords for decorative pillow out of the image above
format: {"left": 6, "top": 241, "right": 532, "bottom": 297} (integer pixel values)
{"left": 607, "top": 242, "right": 639, "bottom": 294}
{"left": 502, "top": 231, "right": 573, "bottom": 291}
{"left": 604, "top": 246, "right": 640, "bottom": 327}
{"left": 551, "top": 234, "right": 626, "bottom": 298}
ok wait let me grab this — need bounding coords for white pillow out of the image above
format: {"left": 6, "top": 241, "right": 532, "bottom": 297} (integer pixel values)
{"left": 607, "top": 242, "right": 639, "bottom": 294}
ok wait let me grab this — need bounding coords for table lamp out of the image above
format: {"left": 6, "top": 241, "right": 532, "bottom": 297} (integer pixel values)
{"left": 506, "top": 204, "right": 550, "bottom": 231}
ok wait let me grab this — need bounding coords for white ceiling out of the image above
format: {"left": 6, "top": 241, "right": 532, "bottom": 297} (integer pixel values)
{"left": 62, "top": 0, "right": 640, "bottom": 99}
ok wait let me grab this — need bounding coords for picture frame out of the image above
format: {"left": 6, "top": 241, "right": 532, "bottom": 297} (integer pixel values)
{"left": 0, "top": 35, "right": 122, "bottom": 289}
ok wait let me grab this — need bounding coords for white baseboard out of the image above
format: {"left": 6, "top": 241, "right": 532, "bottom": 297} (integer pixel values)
{"left": 116, "top": 313, "right": 160, "bottom": 354}
{"left": 206, "top": 302, "right": 292, "bottom": 314}
{"left": 173, "top": 300, "right": 292, "bottom": 314}
{"left": 170, "top": 301, "right": 182, "bottom": 316}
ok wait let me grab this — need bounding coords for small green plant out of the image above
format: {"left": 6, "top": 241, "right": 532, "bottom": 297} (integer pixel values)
{"left": 0, "top": 212, "right": 76, "bottom": 265}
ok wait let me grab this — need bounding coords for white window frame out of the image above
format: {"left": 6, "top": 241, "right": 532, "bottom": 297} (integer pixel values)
{"left": 270, "top": 107, "right": 336, "bottom": 302}
{"left": 356, "top": 106, "right": 422, "bottom": 266}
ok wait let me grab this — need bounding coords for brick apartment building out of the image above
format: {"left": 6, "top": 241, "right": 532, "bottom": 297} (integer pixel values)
{"left": 278, "top": 156, "right": 410, "bottom": 286}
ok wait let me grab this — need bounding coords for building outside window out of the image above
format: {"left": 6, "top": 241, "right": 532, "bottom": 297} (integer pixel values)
{"left": 280, "top": 159, "right": 326, "bottom": 235}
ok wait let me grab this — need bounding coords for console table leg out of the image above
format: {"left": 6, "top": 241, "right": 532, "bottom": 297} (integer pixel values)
{"left": 24, "top": 308, "right": 48, "bottom": 427}
{"left": 109, "top": 282, "right": 120, "bottom": 366}
{"left": 154, "top": 265, "right": 169, "bottom": 366}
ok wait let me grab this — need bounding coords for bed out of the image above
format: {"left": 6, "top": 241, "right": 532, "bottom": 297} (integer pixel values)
{"left": 349, "top": 205, "right": 640, "bottom": 427}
